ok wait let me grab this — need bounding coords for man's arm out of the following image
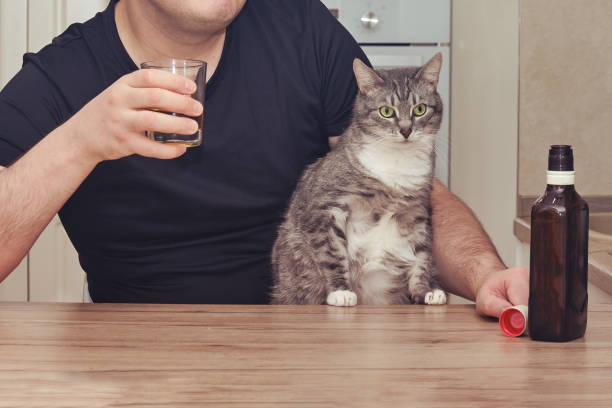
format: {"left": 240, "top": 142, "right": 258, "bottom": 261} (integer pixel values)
{"left": 0, "top": 69, "right": 202, "bottom": 281}
{"left": 0, "top": 131, "right": 98, "bottom": 278}
{"left": 431, "top": 178, "right": 528, "bottom": 317}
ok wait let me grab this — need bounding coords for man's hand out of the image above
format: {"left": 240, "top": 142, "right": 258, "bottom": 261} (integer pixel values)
{"left": 474, "top": 267, "right": 529, "bottom": 318}
{"left": 64, "top": 68, "right": 204, "bottom": 164}
{"left": 0, "top": 69, "right": 204, "bottom": 279}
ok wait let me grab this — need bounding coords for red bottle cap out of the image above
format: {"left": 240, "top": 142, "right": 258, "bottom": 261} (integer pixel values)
{"left": 499, "top": 305, "right": 528, "bottom": 337}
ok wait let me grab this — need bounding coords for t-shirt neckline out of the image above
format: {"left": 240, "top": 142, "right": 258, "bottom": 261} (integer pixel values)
{"left": 102, "top": 0, "right": 233, "bottom": 94}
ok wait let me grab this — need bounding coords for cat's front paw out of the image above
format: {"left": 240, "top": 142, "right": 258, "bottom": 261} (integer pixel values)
{"left": 327, "top": 290, "right": 357, "bottom": 307}
{"left": 424, "top": 289, "right": 447, "bottom": 305}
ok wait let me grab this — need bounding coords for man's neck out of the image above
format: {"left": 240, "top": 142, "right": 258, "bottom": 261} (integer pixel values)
{"left": 115, "top": 1, "right": 226, "bottom": 81}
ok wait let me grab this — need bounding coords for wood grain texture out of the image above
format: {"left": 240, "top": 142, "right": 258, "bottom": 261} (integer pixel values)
{"left": 1, "top": 303, "right": 611, "bottom": 407}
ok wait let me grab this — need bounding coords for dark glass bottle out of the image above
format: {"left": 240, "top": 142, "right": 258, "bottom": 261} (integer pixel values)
{"left": 528, "top": 145, "right": 589, "bottom": 342}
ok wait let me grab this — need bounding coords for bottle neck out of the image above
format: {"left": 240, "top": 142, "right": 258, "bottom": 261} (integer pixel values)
{"left": 546, "top": 170, "right": 575, "bottom": 186}
{"left": 545, "top": 184, "right": 575, "bottom": 194}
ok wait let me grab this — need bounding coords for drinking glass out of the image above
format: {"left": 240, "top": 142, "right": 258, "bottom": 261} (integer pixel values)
{"left": 140, "top": 59, "right": 206, "bottom": 147}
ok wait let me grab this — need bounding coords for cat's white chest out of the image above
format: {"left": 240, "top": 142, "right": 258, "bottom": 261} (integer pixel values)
{"left": 357, "top": 141, "right": 431, "bottom": 190}
{"left": 346, "top": 211, "right": 415, "bottom": 270}
{"left": 345, "top": 210, "right": 415, "bottom": 304}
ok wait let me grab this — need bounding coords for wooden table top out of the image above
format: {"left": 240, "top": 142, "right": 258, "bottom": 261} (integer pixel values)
{"left": 1, "top": 303, "right": 611, "bottom": 407}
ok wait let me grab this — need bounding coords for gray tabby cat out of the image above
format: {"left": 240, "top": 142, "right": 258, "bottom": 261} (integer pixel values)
{"left": 271, "top": 54, "right": 447, "bottom": 306}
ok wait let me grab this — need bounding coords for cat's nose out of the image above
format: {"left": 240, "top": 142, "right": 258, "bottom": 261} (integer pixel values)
{"left": 400, "top": 128, "right": 412, "bottom": 139}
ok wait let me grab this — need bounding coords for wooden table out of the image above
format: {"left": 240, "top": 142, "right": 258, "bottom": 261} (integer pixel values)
{"left": 1, "top": 303, "right": 611, "bottom": 407}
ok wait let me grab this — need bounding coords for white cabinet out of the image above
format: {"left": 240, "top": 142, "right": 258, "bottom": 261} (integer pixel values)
{"left": 0, "top": 0, "right": 105, "bottom": 302}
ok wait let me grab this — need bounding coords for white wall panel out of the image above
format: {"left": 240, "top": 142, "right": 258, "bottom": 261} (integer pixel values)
{"left": 26, "top": 0, "right": 105, "bottom": 302}
{"left": 0, "top": 0, "right": 27, "bottom": 87}
{"left": 0, "top": 0, "right": 29, "bottom": 301}
{"left": 450, "top": 0, "right": 520, "bottom": 266}
{"left": 1, "top": 0, "right": 104, "bottom": 302}
{"left": 0, "top": 259, "right": 28, "bottom": 301}
{"left": 28, "top": 0, "right": 62, "bottom": 53}
{"left": 63, "top": 0, "right": 107, "bottom": 27}
{"left": 29, "top": 216, "right": 84, "bottom": 302}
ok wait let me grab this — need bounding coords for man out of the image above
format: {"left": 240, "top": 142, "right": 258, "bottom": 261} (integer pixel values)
{"left": 0, "top": 0, "right": 527, "bottom": 316}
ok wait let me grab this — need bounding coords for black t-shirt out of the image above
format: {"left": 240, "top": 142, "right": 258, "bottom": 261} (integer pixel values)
{"left": 0, "top": 0, "right": 368, "bottom": 303}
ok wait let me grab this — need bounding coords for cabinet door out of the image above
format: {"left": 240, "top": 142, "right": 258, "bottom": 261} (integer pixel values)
{"left": 320, "top": 0, "right": 450, "bottom": 43}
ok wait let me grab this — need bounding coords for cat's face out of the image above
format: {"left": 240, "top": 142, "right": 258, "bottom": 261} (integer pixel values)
{"left": 351, "top": 55, "right": 443, "bottom": 149}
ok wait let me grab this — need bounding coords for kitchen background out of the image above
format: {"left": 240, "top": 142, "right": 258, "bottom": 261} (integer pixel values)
{"left": 1, "top": 0, "right": 611, "bottom": 303}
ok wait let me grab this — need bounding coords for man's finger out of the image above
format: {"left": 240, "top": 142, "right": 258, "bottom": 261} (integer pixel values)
{"left": 128, "top": 134, "right": 187, "bottom": 159}
{"left": 131, "top": 110, "right": 199, "bottom": 135}
{"left": 123, "top": 69, "right": 196, "bottom": 94}
{"left": 477, "top": 294, "right": 513, "bottom": 318}
{"left": 128, "top": 88, "right": 203, "bottom": 117}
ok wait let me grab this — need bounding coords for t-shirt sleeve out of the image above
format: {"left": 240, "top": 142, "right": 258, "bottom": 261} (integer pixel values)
{"left": 0, "top": 58, "right": 64, "bottom": 167}
{"left": 309, "top": 0, "right": 371, "bottom": 137}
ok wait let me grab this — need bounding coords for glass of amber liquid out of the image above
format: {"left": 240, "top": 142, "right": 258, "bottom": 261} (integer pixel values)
{"left": 140, "top": 59, "right": 206, "bottom": 147}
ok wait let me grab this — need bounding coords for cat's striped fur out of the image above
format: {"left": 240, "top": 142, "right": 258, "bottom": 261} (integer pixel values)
{"left": 271, "top": 54, "right": 446, "bottom": 306}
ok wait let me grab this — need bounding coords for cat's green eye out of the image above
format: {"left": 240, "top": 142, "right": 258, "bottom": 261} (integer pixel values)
{"left": 413, "top": 103, "right": 427, "bottom": 117}
{"left": 379, "top": 106, "right": 395, "bottom": 118}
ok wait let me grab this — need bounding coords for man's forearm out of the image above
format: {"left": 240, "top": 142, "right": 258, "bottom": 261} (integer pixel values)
{"left": 431, "top": 178, "right": 506, "bottom": 300}
{"left": 0, "top": 124, "right": 96, "bottom": 280}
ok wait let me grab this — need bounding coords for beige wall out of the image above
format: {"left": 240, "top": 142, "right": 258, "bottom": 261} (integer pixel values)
{"left": 519, "top": 0, "right": 612, "bottom": 197}
{"left": 451, "top": 0, "right": 520, "bottom": 266}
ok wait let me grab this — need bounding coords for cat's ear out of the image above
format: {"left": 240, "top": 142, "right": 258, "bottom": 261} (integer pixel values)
{"left": 416, "top": 53, "right": 442, "bottom": 89}
{"left": 353, "top": 59, "right": 383, "bottom": 94}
